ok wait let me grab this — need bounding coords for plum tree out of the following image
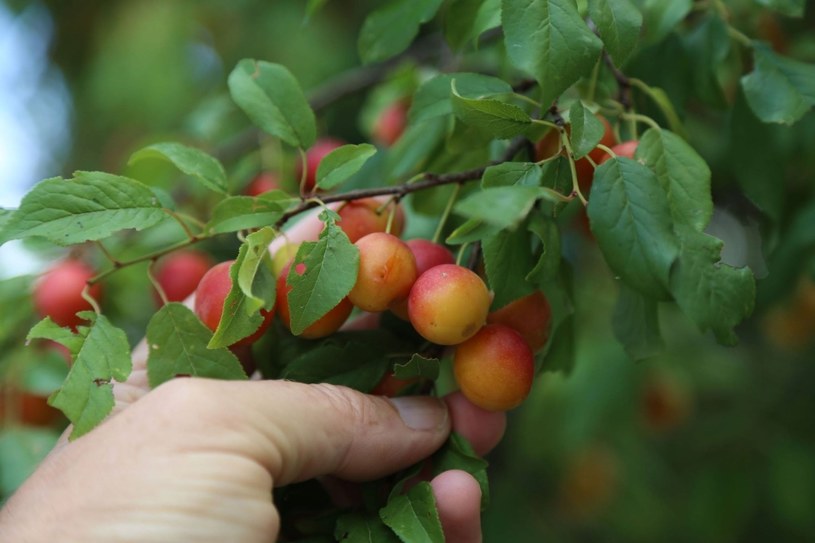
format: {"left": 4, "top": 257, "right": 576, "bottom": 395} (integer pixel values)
{"left": 373, "top": 101, "right": 408, "bottom": 146}
{"left": 277, "top": 261, "right": 353, "bottom": 339}
{"left": 295, "top": 137, "right": 344, "bottom": 192}
{"left": 153, "top": 250, "right": 214, "bottom": 304}
{"left": 348, "top": 232, "right": 417, "bottom": 312}
{"left": 408, "top": 264, "right": 491, "bottom": 345}
{"left": 487, "top": 291, "right": 552, "bottom": 352}
{"left": 244, "top": 172, "right": 281, "bottom": 196}
{"left": 337, "top": 198, "right": 405, "bottom": 243}
{"left": 33, "top": 260, "right": 102, "bottom": 329}
{"left": 193, "top": 260, "right": 273, "bottom": 346}
{"left": 453, "top": 324, "right": 535, "bottom": 412}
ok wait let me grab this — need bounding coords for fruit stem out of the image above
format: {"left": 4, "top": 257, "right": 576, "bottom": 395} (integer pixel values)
{"left": 164, "top": 209, "right": 200, "bottom": 241}
{"left": 620, "top": 112, "right": 661, "bottom": 133}
{"left": 95, "top": 241, "right": 121, "bottom": 267}
{"left": 147, "top": 260, "right": 169, "bottom": 306}
{"left": 455, "top": 242, "right": 471, "bottom": 266}
{"left": 433, "top": 183, "right": 461, "bottom": 244}
{"left": 385, "top": 197, "right": 399, "bottom": 235}
{"left": 559, "top": 130, "right": 588, "bottom": 206}
{"left": 81, "top": 284, "right": 102, "bottom": 315}
{"left": 298, "top": 148, "right": 309, "bottom": 198}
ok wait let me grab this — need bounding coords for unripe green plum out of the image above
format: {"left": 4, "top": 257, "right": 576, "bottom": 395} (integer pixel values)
{"left": 487, "top": 290, "right": 552, "bottom": 352}
{"left": 407, "top": 264, "right": 490, "bottom": 345}
{"left": 33, "top": 259, "right": 102, "bottom": 329}
{"left": 276, "top": 262, "right": 353, "bottom": 339}
{"left": 337, "top": 198, "right": 405, "bottom": 243}
{"left": 348, "top": 232, "right": 417, "bottom": 312}
{"left": 453, "top": 324, "right": 534, "bottom": 412}
{"left": 194, "top": 260, "right": 273, "bottom": 346}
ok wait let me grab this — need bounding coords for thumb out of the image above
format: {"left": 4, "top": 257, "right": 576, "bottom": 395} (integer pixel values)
{"left": 146, "top": 378, "right": 451, "bottom": 485}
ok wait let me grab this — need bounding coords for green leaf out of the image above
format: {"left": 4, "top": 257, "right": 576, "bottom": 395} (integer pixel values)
{"left": 128, "top": 142, "right": 227, "bottom": 194}
{"left": 638, "top": 0, "right": 692, "bottom": 45}
{"left": 482, "top": 229, "right": 536, "bottom": 309}
{"left": 587, "top": 157, "right": 679, "bottom": 299}
{"left": 228, "top": 59, "right": 316, "bottom": 148}
{"left": 454, "top": 186, "right": 541, "bottom": 229}
{"left": 207, "top": 192, "right": 295, "bottom": 234}
{"left": 569, "top": 101, "right": 605, "bottom": 159}
{"left": 305, "top": 0, "right": 330, "bottom": 19}
{"left": 588, "top": 0, "right": 643, "bottom": 66}
{"left": 741, "top": 42, "right": 815, "bottom": 125}
{"left": 612, "top": 285, "right": 664, "bottom": 361}
{"left": 444, "top": 0, "right": 501, "bottom": 50}
{"left": 539, "top": 265, "right": 575, "bottom": 373}
{"left": 636, "top": 128, "right": 712, "bottom": 231}
{"left": 379, "top": 482, "right": 444, "bottom": 543}
{"left": 0, "top": 428, "right": 60, "bottom": 497}
{"left": 526, "top": 215, "right": 561, "bottom": 287}
{"left": 634, "top": 82, "right": 688, "bottom": 138}
{"left": 209, "top": 233, "right": 276, "bottom": 349}
{"left": 431, "top": 433, "right": 490, "bottom": 510}
{"left": 540, "top": 156, "right": 575, "bottom": 198}
{"left": 288, "top": 218, "right": 359, "bottom": 335}
{"left": 384, "top": 118, "right": 447, "bottom": 179}
{"left": 48, "top": 315, "right": 132, "bottom": 439}
{"left": 450, "top": 81, "right": 532, "bottom": 139}
{"left": 392, "top": 354, "right": 440, "bottom": 380}
{"left": 502, "top": 0, "right": 603, "bottom": 107}
{"left": 335, "top": 512, "right": 400, "bottom": 542}
{"left": 445, "top": 218, "right": 502, "bottom": 245}
{"left": 316, "top": 144, "right": 378, "bottom": 190}
{"left": 27, "top": 317, "right": 85, "bottom": 355}
{"left": 683, "top": 16, "right": 731, "bottom": 107}
{"left": 410, "top": 73, "right": 512, "bottom": 124}
{"left": 281, "top": 341, "right": 390, "bottom": 392}
{"left": 146, "top": 303, "right": 247, "bottom": 388}
{"left": 0, "top": 173, "right": 167, "bottom": 245}
{"left": 669, "top": 230, "right": 755, "bottom": 346}
{"left": 755, "top": 0, "right": 805, "bottom": 17}
{"left": 358, "top": 0, "right": 444, "bottom": 64}
{"left": 481, "top": 162, "right": 542, "bottom": 188}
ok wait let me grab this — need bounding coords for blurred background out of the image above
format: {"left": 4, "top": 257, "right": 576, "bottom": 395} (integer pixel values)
{"left": 1, "top": 0, "right": 815, "bottom": 540}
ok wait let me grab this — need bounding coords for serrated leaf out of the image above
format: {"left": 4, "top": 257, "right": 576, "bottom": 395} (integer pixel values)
{"left": 569, "top": 101, "right": 605, "bottom": 159}
{"left": 379, "top": 482, "right": 444, "bottom": 543}
{"left": 410, "top": 72, "right": 512, "bottom": 124}
{"left": 358, "top": 0, "right": 444, "bottom": 64}
{"left": 288, "top": 220, "right": 359, "bottom": 335}
{"left": 316, "top": 144, "right": 377, "bottom": 190}
{"left": 0, "top": 428, "right": 60, "bottom": 496}
{"left": 335, "top": 512, "right": 400, "bottom": 543}
{"left": 228, "top": 59, "right": 316, "bottom": 148}
{"left": 612, "top": 285, "right": 664, "bottom": 361}
{"left": 209, "top": 235, "right": 276, "bottom": 349}
{"left": 27, "top": 317, "right": 85, "bottom": 355}
{"left": 669, "top": 230, "right": 755, "bottom": 346}
{"left": 526, "top": 215, "right": 561, "bottom": 286}
{"left": 1, "top": 173, "right": 167, "bottom": 245}
{"left": 587, "top": 157, "right": 679, "bottom": 299}
{"left": 636, "top": 128, "right": 712, "bottom": 231}
{"left": 481, "top": 162, "right": 542, "bottom": 188}
{"left": 431, "top": 433, "right": 490, "bottom": 510}
{"left": 741, "top": 42, "right": 815, "bottom": 125}
{"left": 392, "top": 354, "right": 440, "bottom": 380}
{"left": 755, "top": 0, "right": 805, "bottom": 17}
{"left": 146, "top": 303, "right": 246, "bottom": 388}
{"left": 49, "top": 315, "right": 132, "bottom": 439}
{"left": 451, "top": 81, "right": 532, "bottom": 139}
{"left": 454, "top": 186, "right": 541, "bottom": 229}
{"left": 207, "top": 192, "right": 295, "bottom": 234}
{"left": 128, "top": 142, "right": 227, "bottom": 194}
{"left": 444, "top": 0, "right": 501, "bottom": 50}
{"left": 588, "top": 0, "right": 642, "bottom": 65}
{"left": 281, "top": 342, "right": 390, "bottom": 392}
{"left": 502, "top": 0, "right": 603, "bottom": 107}
{"left": 482, "top": 229, "right": 536, "bottom": 309}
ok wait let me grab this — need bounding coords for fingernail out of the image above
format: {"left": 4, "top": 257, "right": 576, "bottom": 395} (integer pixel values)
{"left": 389, "top": 397, "right": 449, "bottom": 431}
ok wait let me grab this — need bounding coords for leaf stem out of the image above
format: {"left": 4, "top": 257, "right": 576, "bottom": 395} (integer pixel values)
{"left": 621, "top": 112, "right": 661, "bottom": 132}
{"left": 432, "top": 183, "right": 462, "bottom": 244}
{"left": 81, "top": 284, "right": 102, "bottom": 315}
{"left": 164, "top": 209, "right": 199, "bottom": 241}
{"left": 559, "top": 130, "right": 588, "bottom": 206}
{"left": 95, "top": 241, "right": 120, "bottom": 266}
